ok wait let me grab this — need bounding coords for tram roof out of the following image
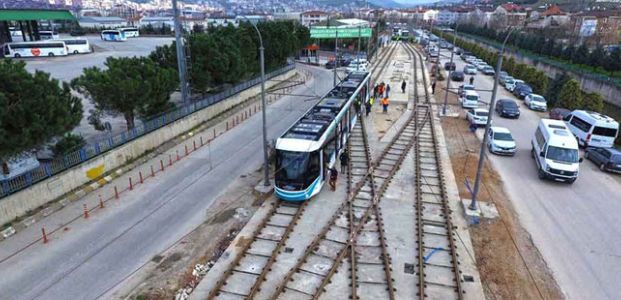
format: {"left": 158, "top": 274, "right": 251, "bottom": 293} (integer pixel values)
{"left": 282, "top": 71, "right": 369, "bottom": 142}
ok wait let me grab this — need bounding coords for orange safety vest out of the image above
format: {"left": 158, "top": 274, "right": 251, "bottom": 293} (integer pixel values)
{"left": 381, "top": 98, "right": 389, "bottom": 105}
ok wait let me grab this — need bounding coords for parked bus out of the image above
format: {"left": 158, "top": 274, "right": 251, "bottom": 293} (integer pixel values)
{"left": 39, "top": 30, "right": 60, "bottom": 40}
{"left": 120, "top": 27, "right": 140, "bottom": 38}
{"left": 60, "top": 38, "right": 92, "bottom": 54}
{"left": 2, "top": 41, "right": 68, "bottom": 58}
{"left": 100, "top": 30, "right": 127, "bottom": 42}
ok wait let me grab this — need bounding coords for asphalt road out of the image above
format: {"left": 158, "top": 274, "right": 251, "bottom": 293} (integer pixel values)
{"left": 21, "top": 35, "right": 174, "bottom": 143}
{"left": 438, "top": 48, "right": 621, "bottom": 299}
{"left": 0, "top": 64, "right": 334, "bottom": 300}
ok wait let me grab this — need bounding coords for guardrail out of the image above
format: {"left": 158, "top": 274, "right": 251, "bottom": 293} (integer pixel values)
{"left": 0, "top": 63, "right": 296, "bottom": 199}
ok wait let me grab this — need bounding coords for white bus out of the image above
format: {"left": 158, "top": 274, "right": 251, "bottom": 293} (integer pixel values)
{"left": 100, "top": 30, "right": 127, "bottom": 42}
{"left": 564, "top": 110, "right": 619, "bottom": 148}
{"left": 120, "top": 27, "right": 140, "bottom": 38}
{"left": 39, "top": 30, "right": 60, "bottom": 40}
{"left": 531, "top": 119, "right": 582, "bottom": 183}
{"left": 61, "top": 38, "right": 92, "bottom": 54}
{"left": 2, "top": 41, "right": 68, "bottom": 58}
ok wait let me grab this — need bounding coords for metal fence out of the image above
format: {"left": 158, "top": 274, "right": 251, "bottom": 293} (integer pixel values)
{"left": 0, "top": 64, "right": 296, "bottom": 199}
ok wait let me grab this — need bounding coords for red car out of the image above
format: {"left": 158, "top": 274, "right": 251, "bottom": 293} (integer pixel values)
{"left": 549, "top": 108, "right": 571, "bottom": 120}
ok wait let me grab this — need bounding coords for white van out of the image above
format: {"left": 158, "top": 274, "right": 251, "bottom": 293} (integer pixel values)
{"left": 564, "top": 110, "right": 619, "bottom": 148}
{"left": 347, "top": 59, "right": 368, "bottom": 72}
{"left": 460, "top": 90, "right": 480, "bottom": 108}
{"left": 531, "top": 119, "right": 582, "bottom": 183}
{"left": 39, "top": 30, "right": 60, "bottom": 40}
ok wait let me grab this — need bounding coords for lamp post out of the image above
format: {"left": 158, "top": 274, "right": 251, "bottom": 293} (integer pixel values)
{"left": 242, "top": 17, "right": 270, "bottom": 187}
{"left": 441, "top": 22, "right": 460, "bottom": 116}
{"left": 469, "top": 27, "right": 516, "bottom": 210}
{"left": 172, "top": 0, "right": 189, "bottom": 104}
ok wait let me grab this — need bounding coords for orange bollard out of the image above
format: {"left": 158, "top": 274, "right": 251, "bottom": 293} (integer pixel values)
{"left": 139, "top": 171, "right": 143, "bottom": 184}
{"left": 185, "top": 144, "right": 189, "bottom": 155}
{"left": 151, "top": 165, "right": 155, "bottom": 177}
{"left": 160, "top": 160, "right": 165, "bottom": 171}
{"left": 99, "top": 194, "right": 104, "bottom": 208}
{"left": 176, "top": 150, "right": 180, "bottom": 161}
{"left": 83, "top": 204, "right": 89, "bottom": 219}
{"left": 129, "top": 177, "right": 133, "bottom": 190}
{"left": 114, "top": 186, "right": 119, "bottom": 199}
{"left": 193, "top": 140, "right": 197, "bottom": 150}
{"left": 41, "top": 227, "right": 48, "bottom": 244}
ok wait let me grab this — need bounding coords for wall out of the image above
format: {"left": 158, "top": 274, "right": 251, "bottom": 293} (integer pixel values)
{"left": 460, "top": 35, "right": 621, "bottom": 108}
{"left": 0, "top": 69, "right": 296, "bottom": 225}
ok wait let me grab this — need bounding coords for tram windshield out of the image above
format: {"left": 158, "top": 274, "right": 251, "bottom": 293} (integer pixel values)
{"left": 275, "top": 150, "right": 320, "bottom": 188}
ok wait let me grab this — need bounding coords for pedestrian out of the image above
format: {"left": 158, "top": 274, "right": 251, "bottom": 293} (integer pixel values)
{"left": 339, "top": 150, "right": 349, "bottom": 173}
{"left": 469, "top": 76, "right": 474, "bottom": 85}
{"left": 431, "top": 80, "right": 436, "bottom": 94}
{"left": 381, "top": 97, "right": 389, "bottom": 113}
{"left": 401, "top": 80, "right": 407, "bottom": 93}
{"left": 329, "top": 167, "right": 338, "bottom": 191}
{"left": 378, "top": 83, "right": 384, "bottom": 99}
{"left": 373, "top": 84, "right": 379, "bottom": 98}
{"left": 365, "top": 99, "right": 372, "bottom": 116}
{"left": 386, "top": 84, "right": 391, "bottom": 98}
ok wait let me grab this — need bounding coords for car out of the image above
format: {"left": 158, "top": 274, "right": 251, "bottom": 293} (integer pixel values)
{"left": 584, "top": 147, "right": 621, "bottom": 173}
{"left": 495, "top": 99, "right": 520, "bottom": 118}
{"left": 505, "top": 79, "right": 523, "bottom": 92}
{"left": 325, "top": 60, "right": 337, "bottom": 69}
{"left": 498, "top": 71, "right": 510, "bottom": 84}
{"left": 70, "top": 29, "right": 85, "bottom": 36}
{"left": 458, "top": 84, "right": 476, "bottom": 97}
{"left": 531, "top": 119, "right": 582, "bottom": 183}
{"left": 444, "top": 62, "right": 456, "bottom": 71}
{"left": 487, "top": 126, "right": 517, "bottom": 155}
{"left": 450, "top": 71, "right": 465, "bottom": 82}
{"left": 524, "top": 94, "right": 548, "bottom": 111}
{"left": 501, "top": 75, "right": 514, "bottom": 87}
{"left": 476, "top": 63, "right": 489, "bottom": 71}
{"left": 482, "top": 66, "right": 496, "bottom": 75}
{"left": 549, "top": 107, "right": 572, "bottom": 120}
{"left": 466, "top": 108, "right": 489, "bottom": 126}
{"left": 465, "top": 56, "right": 477, "bottom": 64}
{"left": 461, "top": 90, "right": 480, "bottom": 108}
{"left": 460, "top": 51, "right": 473, "bottom": 60}
{"left": 513, "top": 82, "right": 533, "bottom": 98}
{"left": 463, "top": 64, "right": 477, "bottom": 75}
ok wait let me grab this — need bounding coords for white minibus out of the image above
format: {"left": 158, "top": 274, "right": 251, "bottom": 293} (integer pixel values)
{"left": 531, "top": 119, "right": 582, "bottom": 183}
{"left": 564, "top": 110, "right": 619, "bottom": 148}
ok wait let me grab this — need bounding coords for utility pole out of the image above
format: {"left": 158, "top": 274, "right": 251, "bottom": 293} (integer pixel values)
{"left": 442, "top": 23, "right": 459, "bottom": 116}
{"left": 357, "top": 26, "right": 361, "bottom": 71}
{"left": 172, "top": 0, "right": 189, "bottom": 104}
{"left": 334, "top": 30, "right": 338, "bottom": 87}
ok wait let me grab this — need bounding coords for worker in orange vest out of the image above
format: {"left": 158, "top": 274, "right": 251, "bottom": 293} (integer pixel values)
{"left": 381, "top": 97, "right": 389, "bottom": 113}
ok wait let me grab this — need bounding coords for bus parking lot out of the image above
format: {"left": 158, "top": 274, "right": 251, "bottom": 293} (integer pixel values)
{"left": 435, "top": 45, "right": 621, "bottom": 299}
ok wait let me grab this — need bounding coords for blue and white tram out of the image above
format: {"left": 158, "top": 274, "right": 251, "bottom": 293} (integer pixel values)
{"left": 274, "top": 71, "right": 371, "bottom": 201}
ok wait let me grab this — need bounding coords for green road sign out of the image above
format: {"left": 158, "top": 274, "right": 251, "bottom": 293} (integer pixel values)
{"left": 310, "top": 27, "right": 372, "bottom": 39}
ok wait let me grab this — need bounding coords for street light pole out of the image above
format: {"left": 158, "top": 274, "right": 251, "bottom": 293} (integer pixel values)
{"left": 334, "top": 30, "right": 338, "bottom": 87}
{"left": 172, "top": 0, "right": 189, "bottom": 104}
{"left": 441, "top": 22, "right": 459, "bottom": 116}
{"left": 469, "top": 28, "right": 515, "bottom": 210}
{"left": 243, "top": 17, "right": 270, "bottom": 187}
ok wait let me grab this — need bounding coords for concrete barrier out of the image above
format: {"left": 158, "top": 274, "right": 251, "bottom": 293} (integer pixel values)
{"left": 0, "top": 69, "right": 297, "bottom": 225}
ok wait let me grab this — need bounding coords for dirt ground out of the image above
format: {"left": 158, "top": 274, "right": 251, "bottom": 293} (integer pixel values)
{"left": 114, "top": 169, "right": 269, "bottom": 300}
{"left": 434, "top": 80, "right": 564, "bottom": 300}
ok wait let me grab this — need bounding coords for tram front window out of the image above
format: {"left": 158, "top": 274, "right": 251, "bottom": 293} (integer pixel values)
{"left": 275, "top": 151, "right": 319, "bottom": 190}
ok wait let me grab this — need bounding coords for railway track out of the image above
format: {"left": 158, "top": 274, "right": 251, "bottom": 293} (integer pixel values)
{"left": 403, "top": 41, "right": 465, "bottom": 299}
{"left": 205, "top": 41, "right": 399, "bottom": 300}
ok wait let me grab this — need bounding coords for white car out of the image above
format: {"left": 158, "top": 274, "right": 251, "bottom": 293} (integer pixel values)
{"left": 524, "top": 94, "right": 548, "bottom": 111}
{"left": 463, "top": 64, "right": 477, "bottom": 75}
{"left": 476, "top": 63, "right": 490, "bottom": 71}
{"left": 487, "top": 126, "right": 516, "bottom": 156}
{"left": 506, "top": 79, "right": 524, "bottom": 92}
{"left": 466, "top": 108, "right": 489, "bottom": 126}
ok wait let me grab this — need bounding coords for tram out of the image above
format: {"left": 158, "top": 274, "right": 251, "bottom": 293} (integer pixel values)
{"left": 274, "top": 71, "right": 371, "bottom": 201}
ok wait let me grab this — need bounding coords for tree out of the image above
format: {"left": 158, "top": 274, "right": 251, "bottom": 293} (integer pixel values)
{"left": 561, "top": 45, "right": 574, "bottom": 61}
{"left": 72, "top": 57, "right": 178, "bottom": 129}
{"left": 604, "top": 48, "right": 621, "bottom": 74}
{"left": 581, "top": 91, "right": 604, "bottom": 112}
{"left": 0, "top": 59, "right": 83, "bottom": 161}
{"left": 149, "top": 41, "right": 178, "bottom": 70}
{"left": 557, "top": 79, "right": 583, "bottom": 109}
{"left": 530, "top": 70, "right": 549, "bottom": 95}
{"left": 587, "top": 46, "right": 606, "bottom": 69}
{"left": 572, "top": 44, "right": 589, "bottom": 65}
{"left": 52, "top": 133, "right": 86, "bottom": 156}
{"left": 545, "top": 72, "right": 571, "bottom": 107}
{"left": 513, "top": 63, "right": 528, "bottom": 79}
{"left": 503, "top": 56, "right": 516, "bottom": 75}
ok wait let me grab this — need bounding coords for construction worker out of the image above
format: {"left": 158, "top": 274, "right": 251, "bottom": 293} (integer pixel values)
{"left": 381, "top": 97, "right": 390, "bottom": 113}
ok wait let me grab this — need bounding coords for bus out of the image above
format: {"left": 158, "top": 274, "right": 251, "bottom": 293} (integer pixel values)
{"left": 2, "top": 41, "right": 68, "bottom": 58}
{"left": 100, "top": 30, "right": 127, "bottom": 42}
{"left": 39, "top": 30, "right": 60, "bottom": 40}
{"left": 60, "top": 38, "right": 92, "bottom": 54}
{"left": 120, "top": 27, "right": 140, "bottom": 38}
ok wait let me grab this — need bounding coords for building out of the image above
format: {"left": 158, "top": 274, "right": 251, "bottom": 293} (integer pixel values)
{"left": 273, "top": 12, "right": 301, "bottom": 21}
{"left": 78, "top": 16, "right": 127, "bottom": 28}
{"left": 301, "top": 10, "right": 329, "bottom": 27}
{"left": 571, "top": 9, "right": 621, "bottom": 46}
{"left": 437, "top": 9, "right": 456, "bottom": 25}
{"left": 235, "top": 15, "right": 270, "bottom": 25}
{"left": 0, "top": 8, "right": 75, "bottom": 44}
{"left": 490, "top": 3, "right": 527, "bottom": 28}
{"left": 139, "top": 16, "right": 174, "bottom": 29}
{"left": 527, "top": 5, "right": 570, "bottom": 29}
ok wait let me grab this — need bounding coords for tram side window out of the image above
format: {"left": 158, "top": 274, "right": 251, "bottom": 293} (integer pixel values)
{"left": 323, "top": 130, "right": 337, "bottom": 163}
{"left": 307, "top": 151, "right": 320, "bottom": 184}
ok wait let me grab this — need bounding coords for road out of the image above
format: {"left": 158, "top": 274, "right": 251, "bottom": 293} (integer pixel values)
{"left": 21, "top": 35, "right": 174, "bottom": 143}
{"left": 0, "top": 64, "right": 334, "bottom": 300}
{"left": 438, "top": 48, "right": 621, "bottom": 299}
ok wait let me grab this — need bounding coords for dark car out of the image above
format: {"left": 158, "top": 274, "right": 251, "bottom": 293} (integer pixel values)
{"left": 325, "top": 60, "right": 337, "bottom": 69}
{"left": 513, "top": 83, "right": 533, "bottom": 99}
{"left": 585, "top": 147, "right": 621, "bottom": 173}
{"left": 495, "top": 99, "right": 520, "bottom": 118}
{"left": 444, "top": 62, "right": 456, "bottom": 71}
{"left": 460, "top": 51, "right": 473, "bottom": 60}
{"left": 70, "top": 29, "right": 85, "bottom": 36}
{"left": 450, "top": 71, "right": 465, "bottom": 82}
{"left": 549, "top": 107, "right": 571, "bottom": 120}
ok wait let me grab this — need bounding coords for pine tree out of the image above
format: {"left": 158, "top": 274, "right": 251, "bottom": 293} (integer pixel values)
{"left": 572, "top": 44, "right": 589, "bottom": 65}
{"left": 581, "top": 92, "right": 604, "bottom": 112}
{"left": 545, "top": 72, "right": 572, "bottom": 108}
{"left": 587, "top": 46, "right": 606, "bottom": 69}
{"left": 558, "top": 79, "right": 583, "bottom": 109}
{"left": 562, "top": 45, "right": 575, "bottom": 61}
